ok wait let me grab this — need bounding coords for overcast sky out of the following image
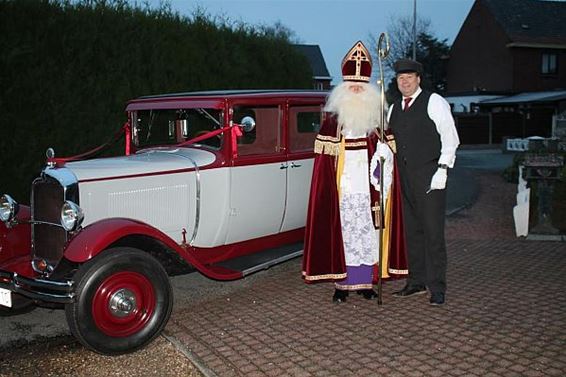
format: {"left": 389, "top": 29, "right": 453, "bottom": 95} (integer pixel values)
{"left": 145, "top": 0, "right": 475, "bottom": 84}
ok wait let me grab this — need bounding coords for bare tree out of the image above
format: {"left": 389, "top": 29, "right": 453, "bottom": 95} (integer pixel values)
{"left": 369, "top": 15, "right": 452, "bottom": 102}
{"left": 368, "top": 15, "right": 431, "bottom": 79}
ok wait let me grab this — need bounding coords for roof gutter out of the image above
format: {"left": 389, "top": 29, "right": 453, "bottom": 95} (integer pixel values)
{"left": 506, "top": 42, "right": 566, "bottom": 49}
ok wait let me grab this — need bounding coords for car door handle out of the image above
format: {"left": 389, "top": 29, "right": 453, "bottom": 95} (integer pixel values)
{"left": 280, "top": 163, "right": 289, "bottom": 169}
{"left": 291, "top": 162, "right": 301, "bottom": 168}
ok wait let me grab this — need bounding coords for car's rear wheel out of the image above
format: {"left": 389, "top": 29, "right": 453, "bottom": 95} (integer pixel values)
{"left": 65, "top": 247, "right": 173, "bottom": 355}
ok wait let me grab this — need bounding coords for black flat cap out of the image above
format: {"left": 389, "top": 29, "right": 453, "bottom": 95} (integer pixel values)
{"left": 394, "top": 58, "right": 423, "bottom": 75}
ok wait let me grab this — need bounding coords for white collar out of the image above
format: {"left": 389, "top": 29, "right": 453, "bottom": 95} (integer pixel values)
{"left": 403, "top": 87, "right": 422, "bottom": 101}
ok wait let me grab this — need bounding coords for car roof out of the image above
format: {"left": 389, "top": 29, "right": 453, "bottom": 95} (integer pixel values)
{"left": 135, "top": 89, "right": 328, "bottom": 100}
{"left": 126, "top": 89, "right": 329, "bottom": 111}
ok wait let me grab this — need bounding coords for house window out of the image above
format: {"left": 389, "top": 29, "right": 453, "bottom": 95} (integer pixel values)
{"left": 541, "top": 53, "right": 557, "bottom": 74}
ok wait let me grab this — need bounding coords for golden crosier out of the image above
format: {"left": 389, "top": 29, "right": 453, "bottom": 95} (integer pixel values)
{"left": 375, "top": 32, "right": 390, "bottom": 306}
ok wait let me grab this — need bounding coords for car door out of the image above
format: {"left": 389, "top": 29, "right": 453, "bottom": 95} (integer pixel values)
{"left": 225, "top": 102, "right": 286, "bottom": 243}
{"left": 279, "top": 104, "right": 321, "bottom": 232}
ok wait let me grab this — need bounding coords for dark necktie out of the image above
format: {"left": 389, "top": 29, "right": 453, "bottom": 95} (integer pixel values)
{"left": 403, "top": 97, "right": 412, "bottom": 111}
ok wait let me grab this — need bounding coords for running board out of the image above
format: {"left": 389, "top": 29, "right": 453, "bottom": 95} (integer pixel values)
{"left": 211, "top": 242, "right": 303, "bottom": 277}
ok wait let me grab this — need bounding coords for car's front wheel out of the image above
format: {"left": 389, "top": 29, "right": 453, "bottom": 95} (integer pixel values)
{"left": 65, "top": 247, "right": 173, "bottom": 355}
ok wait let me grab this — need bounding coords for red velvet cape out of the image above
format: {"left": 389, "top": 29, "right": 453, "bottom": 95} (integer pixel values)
{"left": 302, "top": 116, "right": 407, "bottom": 283}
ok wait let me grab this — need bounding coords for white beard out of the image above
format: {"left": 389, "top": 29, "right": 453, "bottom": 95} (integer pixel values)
{"left": 324, "top": 82, "right": 384, "bottom": 136}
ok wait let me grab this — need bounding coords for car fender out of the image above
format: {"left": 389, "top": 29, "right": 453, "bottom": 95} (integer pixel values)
{"left": 64, "top": 218, "right": 187, "bottom": 263}
{"left": 62, "top": 218, "right": 239, "bottom": 280}
{"left": 0, "top": 205, "right": 31, "bottom": 265}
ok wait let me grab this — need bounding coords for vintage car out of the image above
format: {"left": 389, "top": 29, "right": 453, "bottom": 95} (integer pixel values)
{"left": 0, "top": 89, "right": 326, "bottom": 354}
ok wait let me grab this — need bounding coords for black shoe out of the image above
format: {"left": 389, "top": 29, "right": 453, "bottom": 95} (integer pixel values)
{"left": 356, "top": 289, "right": 378, "bottom": 300}
{"left": 429, "top": 292, "right": 445, "bottom": 306}
{"left": 332, "top": 289, "right": 349, "bottom": 303}
{"left": 392, "top": 284, "right": 427, "bottom": 298}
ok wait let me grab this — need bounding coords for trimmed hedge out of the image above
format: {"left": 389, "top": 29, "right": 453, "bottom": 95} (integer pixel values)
{"left": 0, "top": 0, "right": 312, "bottom": 202}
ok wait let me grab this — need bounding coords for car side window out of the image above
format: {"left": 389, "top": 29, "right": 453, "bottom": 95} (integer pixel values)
{"left": 133, "top": 108, "right": 222, "bottom": 149}
{"left": 233, "top": 105, "right": 281, "bottom": 156}
{"left": 288, "top": 105, "right": 322, "bottom": 152}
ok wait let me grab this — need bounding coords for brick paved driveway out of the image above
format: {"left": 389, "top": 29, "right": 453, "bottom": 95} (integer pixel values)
{"left": 165, "top": 173, "right": 566, "bottom": 377}
{"left": 166, "top": 248, "right": 565, "bottom": 376}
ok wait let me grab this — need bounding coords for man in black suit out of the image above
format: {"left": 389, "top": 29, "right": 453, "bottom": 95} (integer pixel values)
{"left": 387, "top": 59, "right": 460, "bottom": 306}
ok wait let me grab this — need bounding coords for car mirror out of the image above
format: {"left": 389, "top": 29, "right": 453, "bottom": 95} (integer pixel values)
{"left": 239, "top": 116, "right": 256, "bottom": 133}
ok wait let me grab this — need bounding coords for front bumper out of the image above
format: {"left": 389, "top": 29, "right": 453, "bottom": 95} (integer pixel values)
{"left": 0, "top": 269, "right": 75, "bottom": 304}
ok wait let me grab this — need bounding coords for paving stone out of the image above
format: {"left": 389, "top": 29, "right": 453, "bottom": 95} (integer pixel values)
{"left": 164, "top": 171, "right": 566, "bottom": 376}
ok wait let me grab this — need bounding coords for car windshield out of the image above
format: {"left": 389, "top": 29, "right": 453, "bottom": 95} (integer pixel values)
{"left": 133, "top": 108, "right": 223, "bottom": 150}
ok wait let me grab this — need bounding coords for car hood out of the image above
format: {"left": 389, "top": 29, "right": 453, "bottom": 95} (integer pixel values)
{"left": 66, "top": 147, "right": 217, "bottom": 181}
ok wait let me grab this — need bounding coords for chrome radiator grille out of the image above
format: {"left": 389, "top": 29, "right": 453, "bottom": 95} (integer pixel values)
{"left": 31, "top": 172, "right": 76, "bottom": 264}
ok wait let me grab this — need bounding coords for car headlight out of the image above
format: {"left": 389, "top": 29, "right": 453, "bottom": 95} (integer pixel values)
{"left": 60, "top": 200, "right": 84, "bottom": 231}
{"left": 0, "top": 194, "right": 19, "bottom": 223}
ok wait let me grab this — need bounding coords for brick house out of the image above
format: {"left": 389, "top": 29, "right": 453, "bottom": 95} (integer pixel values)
{"left": 294, "top": 44, "right": 332, "bottom": 90}
{"left": 445, "top": 0, "right": 566, "bottom": 144}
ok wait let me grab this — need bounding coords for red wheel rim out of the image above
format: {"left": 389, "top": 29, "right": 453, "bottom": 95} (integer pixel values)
{"left": 92, "top": 271, "right": 156, "bottom": 337}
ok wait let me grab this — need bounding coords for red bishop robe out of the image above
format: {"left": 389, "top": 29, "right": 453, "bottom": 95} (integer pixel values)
{"left": 302, "top": 115, "right": 408, "bottom": 283}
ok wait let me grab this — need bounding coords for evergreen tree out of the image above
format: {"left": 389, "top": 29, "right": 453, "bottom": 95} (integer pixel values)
{"left": 0, "top": 0, "right": 312, "bottom": 202}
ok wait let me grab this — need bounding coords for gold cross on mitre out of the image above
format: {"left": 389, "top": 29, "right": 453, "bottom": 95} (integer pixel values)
{"left": 352, "top": 43, "right": 370, "bottom": 74}
{"left": 341, "top": 40, "right": 372, "bottom": 82}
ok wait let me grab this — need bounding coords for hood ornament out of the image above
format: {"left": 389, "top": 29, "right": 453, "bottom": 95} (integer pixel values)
{"left": 46, "top": 148, "right": 55, "bottom": 167}
{"left": 46, "top": 148, "right": 55, "bottom": 159}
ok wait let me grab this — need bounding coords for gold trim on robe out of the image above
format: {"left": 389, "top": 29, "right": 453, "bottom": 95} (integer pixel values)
{"left": 386, "top": 134, "right": 397, "bottom": 153}
{"left": 314, "top": 134, "right": 342, "bottom": 156}
{"left": 303, "top": 272, "right": 348, "bottom": 281}
{"left": 335, "top": 283, "right": 373, "bottom": 290}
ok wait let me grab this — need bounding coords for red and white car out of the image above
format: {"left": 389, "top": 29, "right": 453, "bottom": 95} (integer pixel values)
{"left": 0, "top": 89, "right": 326, "bottom": 354}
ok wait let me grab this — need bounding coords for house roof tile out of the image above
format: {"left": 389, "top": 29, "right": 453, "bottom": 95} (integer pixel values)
{"left": 483, "top": 0, "right": 566, "bottom": 46}
{"left": 294, "top": 44, "right": 332, "bottom": 80}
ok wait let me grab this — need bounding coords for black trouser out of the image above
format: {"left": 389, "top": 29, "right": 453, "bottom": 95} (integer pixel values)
{"left": 398, "top": 160, "right": 447, "bottom": 294}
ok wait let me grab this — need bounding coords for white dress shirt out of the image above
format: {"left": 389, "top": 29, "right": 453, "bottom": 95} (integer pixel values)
{"left": 387, "top": 87, "right": 460, "bottom": 167}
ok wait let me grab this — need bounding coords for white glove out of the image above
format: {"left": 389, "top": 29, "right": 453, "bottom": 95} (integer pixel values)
{"left": 429, "top": 167, "right": 448, "bottom": 191}
{"left": 370, "top": 142, "right": 393, "bottom": 199}
{"left": 376, "top": 142, "right": 391, "bottom": 159}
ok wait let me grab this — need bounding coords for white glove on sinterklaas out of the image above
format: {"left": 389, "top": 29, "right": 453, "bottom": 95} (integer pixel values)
{"left": 376, "top": 142, "right": 392, "bottom": 160}
{"left": 429, "top": 167, "right": 448, "bottom": 191}
{"left": 370, "top": 142, "right": 393, "bottom": 198}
